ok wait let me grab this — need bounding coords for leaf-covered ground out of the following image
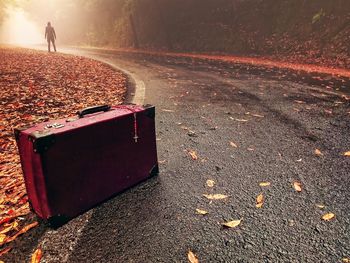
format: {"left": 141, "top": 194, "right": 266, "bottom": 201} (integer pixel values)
{"left": 0, "top": 46, "right": 127, "bottom": 257}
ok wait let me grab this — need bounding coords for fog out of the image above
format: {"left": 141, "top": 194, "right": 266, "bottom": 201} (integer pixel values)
{"left": 0, "top": 6, "right": 42, "bottom": 45}
{"left": 0, "top": 0, "right": 348, "bottom": 68}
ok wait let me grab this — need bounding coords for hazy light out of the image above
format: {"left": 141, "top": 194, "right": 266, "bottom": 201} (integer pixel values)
{"left": 0, "top": 7, "right": 42, "bottom": 45}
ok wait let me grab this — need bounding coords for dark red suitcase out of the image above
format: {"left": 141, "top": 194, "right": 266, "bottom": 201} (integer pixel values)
{"left": 14, "top": 104, "right": 158, "bottom": 225}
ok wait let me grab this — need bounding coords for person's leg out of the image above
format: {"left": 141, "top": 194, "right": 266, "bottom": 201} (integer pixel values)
{"left": 52, "top": 40, "right": 56, "bottom": 52}
{"left": 48, "top": 40, "right": 51, "bottom": 52}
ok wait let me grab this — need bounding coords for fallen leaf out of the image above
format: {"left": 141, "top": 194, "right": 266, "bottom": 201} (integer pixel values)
{"left": 222, "top": 219, "right": 242, "bottom": 228}
{"left": 259, "top": 182, "right": 270, "bottom": 187}
{"left": 342, "top": 258, "right": 350, "bottom": 263}
{"left": 203, "top": 194, "right": 228, "bottom": 200}
{"left": 322, "top": 213, "right": 335, "bottom": 221}
{"left": 315, "top": 149, "right": 323, "bottom": 156}
{"left": 0, "top": 224, "right": 14, "bottom": 235}
{"left": 188, "top": 150, "right": 198, "bottom": 160}
{"left": 196, "top": 209, "right": 208, "bottom": 215}
{"left": 251, "top": 114, "right": 264, "bottom": 118}
{"left": 0, "top": 234, "right": 7, "bottom": 243}
{"left": 206, "top": 179, "right": 215, "bottom": 187}
{"left": 0, "top": 247, "right": 12, "bottom": 257}
{"left": 230, "top": 141, "right": 238, "bottom": 148}
{"left": 188, "top": 250, "right": 199, "bottom": 263}
{"left": 256, "top": 193, "right": 264, "bottom": 208}
{"left": 293, "top": 182, "right": 302, "bottom": 192}
{"left": 343, "top": 151, "right": 350, "bottom": 156}
{"left": 1, "top": 221, "right": 38, "bottom": 245}
{"left": 316, "top": 204, "right": 325, "bottom": 209}
{"left": 31, "top": 248, "right": 43, "bottom": 263}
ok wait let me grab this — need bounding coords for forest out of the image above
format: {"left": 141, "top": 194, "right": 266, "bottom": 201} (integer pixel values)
{"left": 0, "top": 0, "right": 349, "bottom": 67}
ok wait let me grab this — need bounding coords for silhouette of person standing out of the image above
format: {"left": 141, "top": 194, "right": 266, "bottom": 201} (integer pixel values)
{"left": 45, "top": 22, "right": 56, "bottom": 52}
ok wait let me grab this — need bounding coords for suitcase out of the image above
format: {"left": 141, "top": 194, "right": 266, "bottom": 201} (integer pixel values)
{"left": 14, "top": 104, "right": 158, "bottom": 225}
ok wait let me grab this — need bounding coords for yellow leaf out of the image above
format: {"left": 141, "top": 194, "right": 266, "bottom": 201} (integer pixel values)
{"left": 0, "top": 225, "right": 13, "bottom": 235}
{"left": 203, "top": 194, "right": 228, "bottom": 200}
{"left": 2, "top": 221, "right": 38, "bottom": 245}
{"left": 322, "top": 213, "right": 335, "bottom": 221}
{"left": 315, "top": 149, "right": 323, "bottom": 156}
{"left": 196, "top": 209, "right": 208, "bottom": 215}
{"left": 206, "top": 179, "right": 215, "bottom": 187}
{"left": 230, "top": 141, "right": 238, "bottom": 148}
{"left": 316, "top": 204, "right": 325, "bottom": 209}
{"left": 0, "top": 234, "right": 7, "bottom": 244}
{"left": 31, "top": 248, "right": 43, "bottom": 263}
{"left": 222, "top": 219, "right": 242, "bottom": 228}
{"left": 256, "top": 193, "right": 264, "bottom": 208}
{"left": 344, "top": 151, "right": 350, "bottom": 156}
{"left": 188, "top": 250, "right": 199, "bottom": 263}
{"left": 259, "top": 182, "right": 270, "bottom": 187}
{"left": 342, "top": 258, "right": 350, "bottom": 263}
{"left": 256, "top": 202, "right": 263, "bottom": 208}
{"left": 293, "top": 182, "right": 302, "bottom": 192}
{"left": 188, "top": 150, "right": 198, "bottom": 160}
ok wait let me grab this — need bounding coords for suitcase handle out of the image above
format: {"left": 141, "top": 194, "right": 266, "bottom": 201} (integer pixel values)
{"left": 77, "top": 105, "right": 111, "bottom": 118}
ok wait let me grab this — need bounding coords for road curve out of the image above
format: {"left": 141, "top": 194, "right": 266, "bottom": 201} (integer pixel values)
{"left": 6, "top": 47, "right": 350, "bottom": 263}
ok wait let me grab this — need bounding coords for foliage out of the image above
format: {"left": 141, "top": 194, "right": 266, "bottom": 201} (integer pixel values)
{"left": 0, "top": 46, "right": 126, "bottom": 256}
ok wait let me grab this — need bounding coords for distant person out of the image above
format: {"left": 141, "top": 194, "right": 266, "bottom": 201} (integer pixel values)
{"left": 45, "top": 22, "right": 56, "bottom": 52}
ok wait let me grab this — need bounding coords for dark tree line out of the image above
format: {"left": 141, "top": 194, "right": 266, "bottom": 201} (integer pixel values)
{"left": 1, "top": 0, "right": 349, "bottom": 66}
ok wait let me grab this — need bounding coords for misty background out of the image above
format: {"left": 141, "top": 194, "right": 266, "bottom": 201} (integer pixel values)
{"left": 0, "top": 0, "right": 349, "bottom": 67}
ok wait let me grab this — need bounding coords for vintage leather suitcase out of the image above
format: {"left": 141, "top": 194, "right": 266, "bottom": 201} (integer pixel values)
{"left": 14, "top": 104, "right": 158, "bottom": 225}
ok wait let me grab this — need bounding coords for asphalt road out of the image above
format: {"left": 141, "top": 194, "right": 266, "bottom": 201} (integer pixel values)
{"left": 5, "top": 47, "right": 350, "bottom": 263}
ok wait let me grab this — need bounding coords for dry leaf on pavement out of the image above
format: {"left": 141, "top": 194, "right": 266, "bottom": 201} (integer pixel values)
{"left": 256, "top": 193, "right": 264, "bottom": 208}
{"left": 230, "top": 141, "right": 238, "bottom": 148}
{"left": 203, "top": 194, "right": 228, "bottom": 200}
{"left": 188, "top": 250, "right": 199, "bottom": 263}
{"left": 188, "top": 150, "right": 198, "bottom": 160}
{"left": 251, "top": 114, "right": 264, "bottom": 118}
{"left": 206, "top": 179, "right": 215, "bottom": 187}
{"left": 0, "top": 247, "right": 12, "bottom": 257}
{"left": 293, "top": 182, "right": 302, "bottom": 192}
{"left": 316, "top": 204, "right": 325, "bottom": 209}
{"left": 315, "top": 149, "right": 323, "bottom": 156}
{"left": 322, "top": 213, "right": 335, "bottom": 221}
{"left": 196, "top": 209, "right": 208, "bottom": 215}
{"left": 343, "top": 151, "right": 350, "bottom": 156}
{"left": 222, "top": 219, "right": 242, "bottom": 228}
{"left": 1, "top": 221, "right": 38, "bottom": 245}
{"left": 259, "top": 182, "right": 270, "bottom": 187}
{"left": 31, "top": 248, "right": 43, "bottom": 263}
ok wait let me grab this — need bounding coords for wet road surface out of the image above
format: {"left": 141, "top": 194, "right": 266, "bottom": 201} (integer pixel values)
{"left": 5, "top": 47, "right": 350, "bottom": 263}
